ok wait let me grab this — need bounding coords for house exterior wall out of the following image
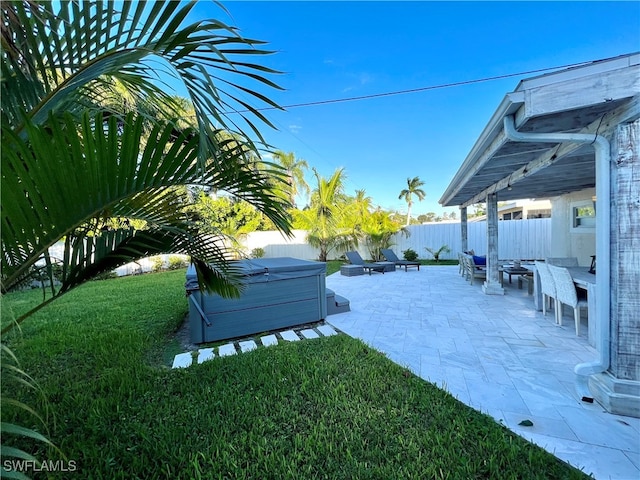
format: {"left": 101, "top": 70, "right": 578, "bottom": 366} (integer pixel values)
{"left": 550, "top": 188, "right": 596, "bottom": 266}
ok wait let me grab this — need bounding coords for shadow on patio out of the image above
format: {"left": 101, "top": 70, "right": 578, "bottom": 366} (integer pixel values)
{"left": 326, "top": 265, "right": 639, "bottom": 479}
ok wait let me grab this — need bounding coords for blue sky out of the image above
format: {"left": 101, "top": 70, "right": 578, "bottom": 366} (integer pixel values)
{"left": 190, "top": 1, "right": 639, "bottom": 216}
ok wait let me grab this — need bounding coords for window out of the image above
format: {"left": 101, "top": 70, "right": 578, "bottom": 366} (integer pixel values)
{"left": 572, "top": 201, "right": 596, "bottom": 229}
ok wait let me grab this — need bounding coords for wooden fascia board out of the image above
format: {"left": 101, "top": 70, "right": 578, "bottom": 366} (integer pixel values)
{"left": 517, "top": 65, "right": 640, "bottom": 123}
{"left": 516, "top": 53, "right": 640, "bottom": 91}
{"left": 459, "top": 96, "right": 640, "bottom": 208}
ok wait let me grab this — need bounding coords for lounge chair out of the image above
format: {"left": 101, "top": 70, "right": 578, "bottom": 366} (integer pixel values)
{"left": 381, "top": 249, "right": 420, "bottom": 271}
{"left": 345, "top": 251, "right": 385, "bottom": 275}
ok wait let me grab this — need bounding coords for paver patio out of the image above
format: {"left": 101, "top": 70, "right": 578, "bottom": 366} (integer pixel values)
{"left": 326, "top": 265, "right": 640, "bottom": 479}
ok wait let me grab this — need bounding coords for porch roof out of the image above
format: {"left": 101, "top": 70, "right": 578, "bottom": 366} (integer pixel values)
{"left": 440, "top": 53, "right": 640, "bottom": 208}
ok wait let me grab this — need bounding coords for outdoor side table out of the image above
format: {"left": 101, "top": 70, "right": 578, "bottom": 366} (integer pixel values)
{"left": 500, "top": 267, "right": 530, "bottom": 286}
{"left": 340, "top": 265, "right": 364, "bottom": 276}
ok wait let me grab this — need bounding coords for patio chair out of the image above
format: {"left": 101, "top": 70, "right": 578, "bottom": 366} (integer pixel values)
{"left": 534, "top": 261, "right": 558, "bottom": 323}
{"left": 381, "top": 249, "right": 420, "bottom": 271}
{"left": 462, "top": 254, "right": 486, "bottom": 285}
{"left": 548, "top": 264, "right": 588, "bottom": 335}
{"left": 546, "top": 257, "right": 579, "bottom": 267}
{"left": 345, "top": 251, "right": 385, "bottom": 275}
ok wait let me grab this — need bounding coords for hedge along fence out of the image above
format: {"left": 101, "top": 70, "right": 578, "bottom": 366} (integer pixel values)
{"left": 241, "top": 219, "right": 552, "bottom": 262}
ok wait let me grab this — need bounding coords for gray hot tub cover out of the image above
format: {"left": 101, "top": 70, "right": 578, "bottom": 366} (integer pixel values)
{"left": 185, "top": 257, "right": 326, "bottom": 291}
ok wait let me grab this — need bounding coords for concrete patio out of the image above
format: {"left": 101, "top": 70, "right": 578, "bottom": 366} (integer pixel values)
{"left": 326, "top": 265, "right": 639, "bottom": 479}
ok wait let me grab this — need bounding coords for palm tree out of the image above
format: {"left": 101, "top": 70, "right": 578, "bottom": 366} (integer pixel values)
{"left": 343, "top": 189, "right": 372, "bottom": 238}
{"left": 1, "top": 1, "right": 291, "bottom": 329}
{"left": 295, "top": 168, "right": 354, "bottom": 262}
{"left": 398, "top": 176, "right": 427, "bottom": 225}
{"left": 360, "top": 209, "right": 409, "bottom": 261}
{"left": 273, "top": 151, "right": 310, "bottom": 207}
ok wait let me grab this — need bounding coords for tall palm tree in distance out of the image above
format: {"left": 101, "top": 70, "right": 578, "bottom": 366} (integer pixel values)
{"left": 273, "top": 151, "right": 310, "bottom": 208}
{"left": 398, "top": 176, "right": 426, "bottom": 225}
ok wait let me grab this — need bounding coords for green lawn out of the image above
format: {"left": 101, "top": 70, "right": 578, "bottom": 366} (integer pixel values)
{"left": 2, "top": 271, "right": 589, "bottom": 479}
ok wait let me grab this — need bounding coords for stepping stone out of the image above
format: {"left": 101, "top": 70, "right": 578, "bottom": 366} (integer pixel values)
{"left": 239, "top": 340, "right": 257, "bottom": 353}
{"left": 300, "top": 328, "right": 319, "bottom": 339}
{"left": 280, "top": 330, "right": 300, "bottom": 342}
{"left": 218, "top": 343, "right": 237, "bottom": 357}
{"left": 172, "top": 352, "right": 193, "bottom": 369}
{"left": 198, "top": 348, "right": 215, "bottom": 364}
{"left": 261, "top": 334, "right": 279, "bottom": 347}
{"left": 317, "top": 325, "right": 338, "bottom": 336}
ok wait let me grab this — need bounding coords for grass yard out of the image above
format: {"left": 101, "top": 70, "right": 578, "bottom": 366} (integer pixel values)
{"left": 2, "top": 270, "right": 589, "bottom": 479}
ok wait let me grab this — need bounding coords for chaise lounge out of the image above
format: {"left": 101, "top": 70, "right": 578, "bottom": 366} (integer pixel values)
{"left": 381, "top": 248, "right": 421, "bottom": 271}
{"left": 345, "top": 251, "right": 386, "bottom": 275}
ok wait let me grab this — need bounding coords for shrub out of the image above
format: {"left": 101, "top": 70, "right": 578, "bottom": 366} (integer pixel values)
{"left": 167, "top": 255, "right": 188, "bottom": 270}
{"left": 402, "top": 248, "right": 419, "bottom": 261}
{"left": 250, "top": 247, "right": 265, "bottom": 258}
{"left": 151, "top": 256, "right": 164, "bottom": 272}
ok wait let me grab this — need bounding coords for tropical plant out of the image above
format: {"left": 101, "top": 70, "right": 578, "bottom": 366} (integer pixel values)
{"left": 471, "top": 203, "right": 486, "bottom": 217}
{"left": 425, "top": 245, "right": 451, "bottom": 263}
{"left": 1, "top": 1, "right": 292, "bottom": 331}
{"left": 273, "top": 151, "right": 310, "bottom": 208}
{"left": 294, "top": 168, "right": 355, "bottom": 261}
{"left": 191, "top": 192, "right": 274, "bottom": 237}
{"left": 360, "top": 209, "right": 408, "bottom": 261}
{"left": 1, "top": 343, "right": 60, "bottom": 479}
{"left": 398, "top": 176, "right": 426, "bottom": 225}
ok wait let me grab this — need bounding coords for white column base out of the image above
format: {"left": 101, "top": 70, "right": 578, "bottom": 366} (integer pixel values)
{"left": 589, "top": 371, "right": 640, "bottom": 418}
{"left": 482, "top": 281, "right": 505, "bottom": 295}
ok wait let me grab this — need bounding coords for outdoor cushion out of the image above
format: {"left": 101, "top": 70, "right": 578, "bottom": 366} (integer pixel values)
{"left": 473, "top": 255, "right": 486, "bottom": 266}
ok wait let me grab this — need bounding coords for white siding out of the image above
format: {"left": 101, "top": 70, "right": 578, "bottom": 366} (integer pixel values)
{"left": 550, "top": 188, "right": 596, "bottom": 266}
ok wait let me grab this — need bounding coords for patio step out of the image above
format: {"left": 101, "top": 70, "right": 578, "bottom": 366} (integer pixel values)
{"left": 326, "top": 288, "right": 350, "bottom": 315}
{"left": 171, "top": 323, "right": 341, "bottom": 369}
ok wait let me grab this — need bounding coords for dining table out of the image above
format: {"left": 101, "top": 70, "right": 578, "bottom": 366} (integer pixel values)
{"left": 531, "top": 265, "right": 596, "bottom": 346}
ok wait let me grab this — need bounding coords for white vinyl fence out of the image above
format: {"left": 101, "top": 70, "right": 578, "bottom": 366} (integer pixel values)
{"left": 242, "top": 218, "right": 551, "bottom": 261}
{"left": 41, "top": 219, "right": 550, "bottom": 280}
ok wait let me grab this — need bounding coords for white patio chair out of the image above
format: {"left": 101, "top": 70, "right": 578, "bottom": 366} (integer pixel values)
{"left": 548, "top": 264, "right": 588, "bottom": 335}
{"left": 546, "top": 257, "right": 579, "bottom": 267}
{"left": 534, "top": 261, "right": 558, "bottom": 323}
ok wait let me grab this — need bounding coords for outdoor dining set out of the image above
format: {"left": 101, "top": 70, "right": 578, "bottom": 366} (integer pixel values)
{"left": 458, "top": 252, "right": 595, "bottom": 341}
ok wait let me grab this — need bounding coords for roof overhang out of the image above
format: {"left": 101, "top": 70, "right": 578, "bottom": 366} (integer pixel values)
{"left": 440, "top": 53, "right": 640, "bottom": 208}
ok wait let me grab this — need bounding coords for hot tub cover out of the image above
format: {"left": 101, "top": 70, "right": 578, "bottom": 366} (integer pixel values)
{"left": 185, "top": 257, "right": 326, "bottom": 291}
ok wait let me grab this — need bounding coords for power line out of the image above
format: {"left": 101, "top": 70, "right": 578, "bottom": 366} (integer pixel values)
{"left": 230, "top": 59, "right": 600, "bottom": 113}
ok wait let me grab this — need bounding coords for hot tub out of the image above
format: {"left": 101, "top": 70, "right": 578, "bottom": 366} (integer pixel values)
{"left": 185, "top": 257, "right": 327, "bottom": 343}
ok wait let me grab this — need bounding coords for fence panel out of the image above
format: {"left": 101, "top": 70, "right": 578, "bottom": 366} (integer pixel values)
{"left": 239, "top": 218, "right": 551, "bottom": 261}
{"left": 243, "top": 230, "right": 319, "bottom": 260}
{"left": 392, "top": 219, "right": 550, "bottom": 260}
